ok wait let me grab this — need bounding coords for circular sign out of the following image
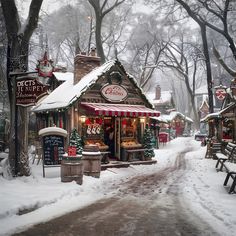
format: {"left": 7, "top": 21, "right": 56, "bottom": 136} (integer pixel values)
{"left": 101, "top": 84, "right": 128, "bottom": 102}
{"left": 215, "top": 88, "right": 227, "bottom": 100}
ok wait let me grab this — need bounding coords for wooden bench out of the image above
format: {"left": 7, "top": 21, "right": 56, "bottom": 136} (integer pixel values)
{"left": 214, "top": 142, "right": 236, "bottom": 194}
{"left": 223, "top": 166, "right": 236, "bottom": 194}
{"left": 205, "top": 141, "right": 221, "bottom": 159}
{"left": 126, "top": 148, "right": 148, "bottom": 162}
{"left": 215, "top": 142, "right": 236, "bottom": 172}
{"left": 211, "top": 143, "right": 222, "bottom": 159}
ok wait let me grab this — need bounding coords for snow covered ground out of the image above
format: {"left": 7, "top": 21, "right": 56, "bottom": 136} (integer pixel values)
{"left": 0, "top": 137, "right": 236, "bottom": 236}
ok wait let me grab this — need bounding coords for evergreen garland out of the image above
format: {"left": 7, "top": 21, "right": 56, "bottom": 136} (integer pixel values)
{"left": 69, "top": 128, "right": 83, "bottom": 155}
{"left": 143, "top": 125, "right": 155, "bottom": 159}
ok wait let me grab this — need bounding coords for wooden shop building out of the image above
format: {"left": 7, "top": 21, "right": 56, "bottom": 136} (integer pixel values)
{"left": 32, "top": 51, "right": 160, "bottom": 162}
{"left": 201, "top": 79, "right": 236, "bottom": 144}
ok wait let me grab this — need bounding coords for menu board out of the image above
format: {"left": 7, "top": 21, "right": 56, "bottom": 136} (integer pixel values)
{"left": 43, "top": 135, "right": 64, "bottom": 165}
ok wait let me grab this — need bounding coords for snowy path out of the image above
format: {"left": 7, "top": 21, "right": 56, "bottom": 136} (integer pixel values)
{"left": 13, "top": 143, "right": 220, "bottom": 236}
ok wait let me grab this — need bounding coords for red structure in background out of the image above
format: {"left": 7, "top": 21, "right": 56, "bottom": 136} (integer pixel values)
{"left": 159, "top": 132, "right": 168, "bottom": 145}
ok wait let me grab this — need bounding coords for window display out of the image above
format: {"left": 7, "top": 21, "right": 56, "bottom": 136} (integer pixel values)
{"left": 82, "top": 117, "right": 108, "bottom": 151}
{"left": 84, "top": 139, "right": 108, "bottom": 151}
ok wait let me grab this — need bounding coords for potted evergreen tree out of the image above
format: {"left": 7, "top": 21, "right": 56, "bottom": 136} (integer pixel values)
{"left": 69, "top": 128, "right": 83, "bottom": 155}
{"left": 61, "top": 128, "right": 84, "bottom": 184}
{"left": 143, "top": 125, "right": 155, "bottom": 160}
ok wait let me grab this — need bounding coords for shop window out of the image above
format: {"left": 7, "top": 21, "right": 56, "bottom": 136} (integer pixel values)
{"left": 121, "top": 118, "right": 137, "bottom": 138}
{"left": 82, "top": 117, "right": 108, "bottom": 151}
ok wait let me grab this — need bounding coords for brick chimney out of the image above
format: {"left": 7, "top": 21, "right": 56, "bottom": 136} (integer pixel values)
{"left": 155, "top": 84, "right": 161, "bottom": 100}
{"left": 74, "top": 47, "right": 101, "bottom": 84}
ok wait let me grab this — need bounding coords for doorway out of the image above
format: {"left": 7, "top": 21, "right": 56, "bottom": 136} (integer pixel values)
{"left": 103, "top": 117, "right": 115, "bottom": 159}
{"left": 115, "top": 118, "right": 121, "bottom": 160}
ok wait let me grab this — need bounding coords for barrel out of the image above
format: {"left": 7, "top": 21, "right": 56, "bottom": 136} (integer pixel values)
{"left": 61, "top": 156, "right": 83, "bottom": 185}
{"left": 82, "top": 145, "right": 101, "bottom": 178}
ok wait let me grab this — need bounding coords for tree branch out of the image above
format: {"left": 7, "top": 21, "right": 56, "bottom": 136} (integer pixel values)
{"left": 23, "top": 0, "right": 43, "bottom": 40}
{"left": 0, "top": 0, "right": 21, "bottom": 39}
{"left": 212, "top": 43, "right": 236, "bottom": 77}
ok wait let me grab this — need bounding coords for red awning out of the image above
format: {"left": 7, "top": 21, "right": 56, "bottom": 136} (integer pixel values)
{"left": 81, "top": 102, "right": 160, "bottom": 117}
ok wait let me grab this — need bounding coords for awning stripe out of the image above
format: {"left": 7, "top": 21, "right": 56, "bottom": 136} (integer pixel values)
{"left": 81, "top": 102, "right": 160, "bottom": 117}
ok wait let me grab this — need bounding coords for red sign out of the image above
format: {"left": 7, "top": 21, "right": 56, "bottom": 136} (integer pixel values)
{"left": 101, "top": 84, "right": 128, "bottom": 102}
{"left": 16, "top": 77, "right": 48, "bottom": 106}
{"left": 159, "top": 132, "right": 168, "bottom": 143}
{"left": 215, "top": 88, "right": 227, "bottom": 101}
{"left": 68, "top": 146, "right": 77, "bottom": 156}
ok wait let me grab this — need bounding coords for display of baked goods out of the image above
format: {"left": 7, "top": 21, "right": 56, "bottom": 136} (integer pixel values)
{"left": 85, "top": 139, "right": 109, "bottom": 151}
{"left": 121, "top": 139, "right": 142, "bottom": 148}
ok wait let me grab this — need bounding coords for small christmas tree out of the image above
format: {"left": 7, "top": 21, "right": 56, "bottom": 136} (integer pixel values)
{"left": 143, "top": 125, "right": 155, "bottom": 159}
{"left": 69, "top": 128, "right": 83, "bottom": 155}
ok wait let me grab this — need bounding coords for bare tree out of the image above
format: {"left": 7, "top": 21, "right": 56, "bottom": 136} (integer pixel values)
{"left": 0, "top": 5, "right": 8, "bottom": 119}
{"left": 1, "top": 0, "right": 43, "bottom": 177}
{"left": 124, "top": 13, "right": 171, "bottom": 91}
{"left": 88, "top": 0, "right": 126, "bottom": 63}
{"left": 159, "top": 36, "right": 203, "bottom": 128}
{"left": 170, "top": 0, "right": 213, "bottom": 114}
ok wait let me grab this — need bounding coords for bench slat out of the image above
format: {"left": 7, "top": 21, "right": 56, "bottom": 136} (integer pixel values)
{"left": 215, "top": 142, "right": 236, "bottom": 194}
{"left": 215, "top": 142, "right": 236, "bottom": 172}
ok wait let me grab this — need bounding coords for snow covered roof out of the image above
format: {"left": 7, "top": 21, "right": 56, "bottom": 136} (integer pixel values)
{"left": 53, "top": 72, "right": 73, "bottom": 81}
{"left": 151, "top": 111, "right": 193, "bottom": 123}
{"left": 32, "top": 60, "right": 153, "bottom": 112}
{"left": 201, "top": 102, "right": 236, "bottom": 122}
{"left": 38, "top": 127, "right": 68, "bottom": 137}
{"left": 199, "top": 98, "right": 209, "bottom": 109}
{"left": 33, "top": 60, "right": 116, "bottom": 112}
{"left": 150, "top": 116, "right": 168, "bottom": 123}
{"left": 146, "top": 91, "right": 172, "bottom": 105}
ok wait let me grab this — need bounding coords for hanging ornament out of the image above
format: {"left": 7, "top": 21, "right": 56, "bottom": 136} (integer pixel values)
{"left": 85, "top": 118, "right": 91, "bottom": 125}
{"left": 36, "top": 51, "right": 54, "bottom": 78}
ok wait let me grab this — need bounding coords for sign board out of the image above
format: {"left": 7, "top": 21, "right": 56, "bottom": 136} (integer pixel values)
{"left": 159, "top": 132, "right": 169, "bottom": 144}
{"left": 215, "top": 88, "right": 226, "bottom": 101}
{"left": 68, "top": 146, "right": 77, "bottom": 156}
{"left": 42, "top": 135, "right": 65, "bottom": 165}
{"left": 101, "top": 84, "right": 128, "bottom": 102}
{"left": 16, "top": 77, "right": 48, "bottom": 106}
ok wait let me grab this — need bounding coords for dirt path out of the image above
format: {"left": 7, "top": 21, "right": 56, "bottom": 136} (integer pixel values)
{"left": 14, "top": 146, "right": 220, "bottom": 236}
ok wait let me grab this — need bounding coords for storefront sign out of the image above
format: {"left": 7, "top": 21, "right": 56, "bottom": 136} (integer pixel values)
{"left": 16, "top": 77, "right": 48, "bottom": 106}
{"left": 101, "top": 84, "right": 128, "bottom": 102}
{"left": 215, "top": 88, "right": 227, "bottom": 100}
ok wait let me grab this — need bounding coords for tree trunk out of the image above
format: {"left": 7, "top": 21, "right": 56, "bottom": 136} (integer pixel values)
{"left": 18, "top": 107, "right": 30, "bottom": 176}
{"left": 88, "top": 0, "right": 125, "bottom": 64}
{"left": 94, "top": 14, "right": 105, "bottom": 63}
{"left": 7, "top": 38, "right": 31, "bottom": 176}
{"left": 1, "top": 0, "right": 43, "bottom": 177}
{"left": 201, "top": 25, "right": 214, "bottom": 112}
{"left": 175, "top": 0, "right": 214, "bottom": 114}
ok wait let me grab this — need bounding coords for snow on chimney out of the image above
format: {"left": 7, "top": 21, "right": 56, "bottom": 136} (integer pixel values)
{"left": 74, "top": 47, "right": 100, "bottom": 84}
{"left": 155, "top": 84, "right": 161, "bottom": 100}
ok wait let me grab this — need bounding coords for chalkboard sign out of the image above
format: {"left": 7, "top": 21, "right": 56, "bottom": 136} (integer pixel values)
{"left": 43, "top": 135, "right": 65, "bottom": 165}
